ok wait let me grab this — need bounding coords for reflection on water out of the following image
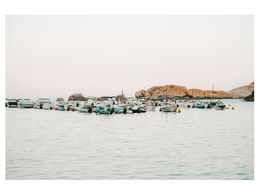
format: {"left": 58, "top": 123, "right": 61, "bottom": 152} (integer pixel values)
{"left": 6, "top": 99, "right": 254, "bottom": 179}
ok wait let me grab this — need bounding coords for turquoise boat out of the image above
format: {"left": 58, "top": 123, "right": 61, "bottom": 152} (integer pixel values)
{"left": 95, "top": 105, "right": 112, "bottom": 115}
{"left": 195, "top": 103, "right": 205, "bottom": 109}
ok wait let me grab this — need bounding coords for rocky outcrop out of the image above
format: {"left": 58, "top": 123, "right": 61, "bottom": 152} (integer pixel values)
{"left": 135, "top": 89, "right": 150, "bottom": 98}
{"left": 244, "top": 90, "right": 254, "bottom": 101}
{"left": 188, "top": 89, "right": 205, "bottom": 97}
{"left": 135, "top": 83, "right": 253, "bottom": 99}
{"left": 204, "top": 90, "right": 232, "bottom": 98}
{"left": 187, "top": 89, "right": 231, "bottom": 98}
{"left": 56, "top": 98, "right": 64, "bottom": 102}
{"left": 135, "top": 85, "right": 188, "bottom": 99}
{"left": 68, "top": 93, "right": 87, "bottom": 101}
{"left": 229, "top": 82, "right": 254, "bottom": 98}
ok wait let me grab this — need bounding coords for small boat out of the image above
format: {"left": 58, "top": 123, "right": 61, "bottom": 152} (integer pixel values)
{"left": 159, "top": 105, "right": 177, "bottom": 112}
{"left": 95, "top": 105, "right": 112, "bottom": 115}
{"left": 130, "top": 105, "right": 146, "bottom": 113}
{"left": 42, "top": 103, "right": 53, "bottom": 110}
{"left": 112, "top": 104, "right": 131, "bottom": 114}
{"left": 209, "top": 101, "right": 218, "bottom": 107}
{"left": 77, "top": 101, "right": 93, "bottom": 113}
{"left": 203, "top": 101, "right": 212, "bottom": 109}
{"left": 195, "top": 102, "right": 205, "bottom": 109}
{"left": 19, "top": 99, "right": 34, "bottom": 108}
{"left": 215, "top": 101, "right": 226, "bottom": 110}
{"left": 54, "top": 104, "right": 66, "bottom": 111}
{"left": 113, "top": 106, "right": 125, "bottom": 114}
{"left": 7, "top": 99, "right": 19, "bottom": 108}
{"left": 78, "top": 106, "right": 93, "bottom": 113}
{"left": 35, "top": 98, "right": 51, "bottom": 109}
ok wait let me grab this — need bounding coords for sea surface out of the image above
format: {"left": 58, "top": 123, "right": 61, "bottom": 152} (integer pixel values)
{"left": 6, "top": 99, "right": 254, "bottom": 179}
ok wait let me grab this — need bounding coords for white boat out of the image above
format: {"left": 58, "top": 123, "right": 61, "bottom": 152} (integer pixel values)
{"left": 160, "top": 105, "right": 177, "bottom": 112}
{"left": 42, "top": 103, "right": 53, "bottom": 110}
{"left": 130, "top": 105, "right": 146, "bottom": 113}
{"left": 215, "top": 101, "right": 226, "bottom": 110}
{"left": 19, "top": 99, "right": 34, "bottom": 108}
{"left": 77, "top": 101, "right": 93, "bottom": 113}
{"left": 35, "top": 98, "right": 51, "bottom": 109}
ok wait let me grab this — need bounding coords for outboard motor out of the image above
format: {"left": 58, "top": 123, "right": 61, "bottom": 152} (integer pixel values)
{"left": 110, "top": 107, "right": 114, "bottom": 114}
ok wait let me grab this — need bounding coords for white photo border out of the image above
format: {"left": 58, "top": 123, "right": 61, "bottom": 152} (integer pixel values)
{"left": 0, "top": 0, "right": 259, "bottom": 194}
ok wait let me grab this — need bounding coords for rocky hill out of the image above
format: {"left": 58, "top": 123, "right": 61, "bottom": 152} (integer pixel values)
{"left": 68, "top": 93, "right": 87, "bottom": 101}
{"left": 135, "top": 82, "right": 254, "bottom": 99}
{"left": 228, "top": 82, "right": 254, "bottom": 98}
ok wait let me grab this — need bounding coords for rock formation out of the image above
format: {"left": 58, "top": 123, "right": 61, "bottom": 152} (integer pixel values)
{"left": 135, "top": 82, "right": 253, "bottom": 99}
{"left": 203, "top": 90, "right": 231, "bottom": 98}
{"left": 56, "top": 98, "right": 64, "bottom": 102}
{"left": 135, "top": 85, "right": 189, "bottom": 99}
{"left": 68, "top": 93, "right": 87, "bottom": 101}
{"left": 188, "top": 89, "right": 205, "bottom": 97}
{"left": 244, "top": 90, "right": 254, "bottom": 101}
{"left": 228, "top": 82, "right": 254, "bottom": 98}
{"left": 135, "top": 89, "right": 150, "bottom": 98}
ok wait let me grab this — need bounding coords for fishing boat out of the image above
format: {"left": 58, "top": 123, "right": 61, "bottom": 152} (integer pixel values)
{"left": 19, "top": 99, "right": 34, "bottom": 108}
{"left": 7, "top": 99, "right": 19, "bottom": 108}
{"left": 215, "top": 101, "right": 226, "bottom": 110}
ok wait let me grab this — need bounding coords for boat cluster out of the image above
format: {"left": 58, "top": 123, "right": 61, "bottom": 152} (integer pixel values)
{"left": 6, "top": 97, "right": 233, "bottom": 114}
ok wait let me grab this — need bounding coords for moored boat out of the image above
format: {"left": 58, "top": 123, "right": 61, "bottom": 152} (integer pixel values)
{"left": 7, "top": 99, "right": 19, "bottom": 108}
{"left": 95, "top": 105, "right": 112, "bottom": 115}
{"left": 195, "top": 102, "right": 205, "bottom": 109}
{"left": 160, "top": 105, "right": 177, "bottom": 112}
{"left": 19, "top": 99, "right": 34, "bottom": 108}
{"left": 42, "top": 102, "right": 53, "bottom": 110}
{"left": 215, "top": 101, "right": 226, "bottom": 110}
{"left": 35, "top": 98, "right": 51, "bottom": 109}
{"left": 130, "top": 105, "right": 146, "bottom": 113}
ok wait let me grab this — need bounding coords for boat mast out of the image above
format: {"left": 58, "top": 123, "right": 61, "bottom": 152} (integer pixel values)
{"left": 166, "top": 89, "right": 168, "bottom": 102}
{"left": 211, "top": 82, "right": 214, "bottom": 102}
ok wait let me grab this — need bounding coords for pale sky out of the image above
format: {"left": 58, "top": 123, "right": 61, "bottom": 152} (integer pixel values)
{"left": 6, "top": 15, "right": 253, "bottom": 99}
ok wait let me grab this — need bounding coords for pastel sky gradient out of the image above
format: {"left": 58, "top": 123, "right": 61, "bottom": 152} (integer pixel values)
{"left": 6, "top": 15, "right": 253, "bottom": 99}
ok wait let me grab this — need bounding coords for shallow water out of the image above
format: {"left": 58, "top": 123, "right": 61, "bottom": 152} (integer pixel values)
{"left": 6, "top": 99, "right": 254, "bottom": 179}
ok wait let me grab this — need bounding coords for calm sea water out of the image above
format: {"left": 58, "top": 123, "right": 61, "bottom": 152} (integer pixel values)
{"left": 6, "top": 99, "right": 254, "bottom": 179}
